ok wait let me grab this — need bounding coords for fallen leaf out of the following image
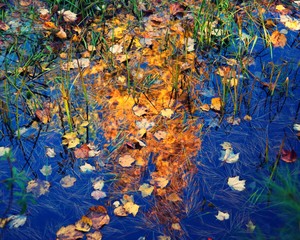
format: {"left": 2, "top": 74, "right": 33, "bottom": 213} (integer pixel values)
{"left": 80, "top": 162, "right": 95, "bottom": 173}
{"left": 0, "top": 20, "right": 9, "bottom": 31}
{"left": 219, "top": 148, "right": 240, "bottom": 163}
{"left": 200, "top": 104, "right": 210, "bottom": 111}
{"left": 270, "top": 30, "right": 287, "bottom": 48}
{"left": 87, "top": 206, "right": 110, "bottom": 229}
{"left": 186, "top": 38, "right": 195, "bottom": 52}
{"left": 0, "top": 146, "right": 10, "bottom": 157}
{"left": 46, "top": 147, "right": 56, "bottom": 158}
{"left": 139, "top": 183, "right": 154, "bottom": 197}
{"left": 119, "top": 154, "right": 135, "bottom": 167}
{"left": 293, "top": 123, "right": 300, "bottom": 131}
{"left": 246, "top": 220, "right": 256, "bottom": 233}
{"left": 154, "top": 131, "right": 167, "bottom": 141}
{"left": 171, "top": 223, "right": 181, "bottom": 231}
{"left": 43, "top": 21, "right": 57, "bottom": 30}
{"left": 91, "top": 190, "right": 107, "bottom": 200}
{"left": 169, "top": 3, "right": 185, "bottom": 15}
{"left": 62, "top": 132, "right": 80, "bottom": 148}
{"left": 109, "top": 44, "right": 123, "bottom": 54}
{"left": 114, "top": 206, "right": 128, "bottom": 216}
{"left": 136, "top": 119, "right": 155, "bottom": 130}
{"left": 58, "top": 9, "right": 77, "bottom": 22}
{"left": 211, "top": 97, "right": 222, "bottom": 111}
{"left": 60, "top": 175, "right": 76, "bottom": 188}
{"left": 75, "top": 216, "right": 92, "bottom": 232}
{"left": 227, "top": 176, "right": 246, "bottom": 191}
{"left": 215, "top": 211, "right": 229, "bottom": 221}
{"left": 124, "top": 201, "right": 139, "bottom": 216}
{"left": 19, "top": 0, "right": 31, "bottom": 7}
{"left": 153, "top": 177, "right": 169, "bottom": 188}
{"left": 166, "top": 193, "right": 182, "bottom": 202}
{"left": 26, "top": 179, "right": 50, "bottom": 197}
{"left": 74, "top": 144, "right": 90, "bottom": 159}
{"left": 86, "top": 231, "right": 102, "bottom": 240}
{"left": 133, "top": 105, "right": 148, "bottom": 116}
{"left": 161, "top": 108, "right": 174, "bottom": 118}
{"left": 281, "top": 149, "right": 297, "bottom": 163}
{"left": 56, "top": 27, "right": 67, "bottom": 39}
{"left": 92, "top": 179, "right": 104, "bottom": 190}
{"left": 56, "top": 225, "right": 84, "bottom": 240}
{"left": 40, "top": 165, "right": 52, "bottom": 176}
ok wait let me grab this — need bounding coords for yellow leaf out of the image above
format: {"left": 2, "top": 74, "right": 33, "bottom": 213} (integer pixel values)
{"left": 124, "top": 202, "right": 139, "bottom": 216}
{"left": 211, "top": 97, "right": 222, "bottom": 111}
{"left": 161, "top": 108, "right": 174, "bottom": 118}
{"left": 270, "top": 30, "right": 287, "bottom": 48}
{"left": 118, "top": 154, "right": 135, "bottom": 167}
{"left": 166, "top": 193, "right": 182, "bottom": 202}
{"left": 75, "top": 216, "right": 92, "bottom": 232}
{"left": 114, "top": 206, "right": 128, "bottom": 217}
{"left": 139, "top": 183, "right": 154, "bottom": 197}
{"left": 154, "top": 177, "right": 169, "bottom": 188}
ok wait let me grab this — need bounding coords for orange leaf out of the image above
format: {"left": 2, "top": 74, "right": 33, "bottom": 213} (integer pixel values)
{"left": 43, "top": 21, "right": 57, "bottom": 30}
{"left": 211, "top": 97, "right": 222, "bottom": 111}
{"left": 270, "top": 30, "right": 287, "bottom": 48}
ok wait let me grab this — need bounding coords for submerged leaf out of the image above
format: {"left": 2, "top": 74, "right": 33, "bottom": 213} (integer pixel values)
{"left": 60, "top": 175, "right": 76, "bottom": 188}
{"left": 0, "top": 146, "right": 10, "bottom": 157}
{"left": 7, "top": 215, "right": 27, "bottom": 228}
{"left": 281, "top": 149, "right": 297, "bottom": 163}
{"left": 26, "top": 179, "right": 50, "bottom": 197}
{"left": 40, "top": 165, "right": 52, "bottom": 176}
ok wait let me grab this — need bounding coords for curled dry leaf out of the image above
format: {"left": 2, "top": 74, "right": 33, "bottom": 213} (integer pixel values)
{"left": 60, "top": 175, "right": 76, "bottom": 188}
{"left": 270, "top": 30, "right": 287, "bottom": 48}
{"left": 58, "top": 9, "right": 77, "bottom": 22}
{"left": 56, "top": 27, "right": 67, "bottom": 39}
{"left": 42, "top": 21, "right": 57, "bottom": 30}
{"left": 119, "top": 154, "right": 135, "bottom": 167}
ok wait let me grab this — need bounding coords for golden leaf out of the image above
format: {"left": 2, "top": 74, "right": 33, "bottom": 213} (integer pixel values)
{"left": 75, "top": 216, "right": 92, "bottom": 232}
{"left": 211, "top": 97, "right": 222, "bottom": 111}
{"left": 166, "top": 193, "right": 182, "bottom": 202}
{"left": 119, "top": 154, "right": 135, "bottom": 167}
{"left": 124, "top": 202, "right": 139, "bottom": 217}
{"left": 270, "top": 30, "right": 287, "bottom": 48}
{"left": 161, "top": 108, "right": 174, "bottom": 118}
{"left": 139, "top": 183, "right": 154, "bottom": 197}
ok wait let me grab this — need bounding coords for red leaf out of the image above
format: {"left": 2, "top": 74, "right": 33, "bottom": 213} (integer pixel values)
{"left": 281, "top": 149, "right": 297, "bottom": 163}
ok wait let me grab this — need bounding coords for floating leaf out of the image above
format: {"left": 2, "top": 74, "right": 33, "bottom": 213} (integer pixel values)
{"left": 62, "top": 132, "right": 80, "bottom": 149}
{"left": 91, "top": 190, "right": 107, "bottom": 200}
{"left": 86, "top": 231, "right": 102, "bottom": 240}
{"left": 139, "top": 183, "right": 154, "bottom": 197}
{"left": 46, "top": 147, "right": 56, "bottom": 158}
{"left": 136, "top": 119, "right": 155, "bottom": 130}
{"left": 227, "top": 176, "right": 246, "bottom": 191}
{"left": 26, "top": 179, "right": 50, "bottom": 197}
{"left": 56, "top": 225, "right": 84, "bottom": 240}
{"left": 270, "top": 30, "right": 287, "bottom": 48}
{"left": 219, "top": 147, "right": 240, "bottom": 163}
{"left": 0, "top": 146, "right": 10, "bottom": 157}
{"left": 80, "top": 163, "right": 95, "bottom": 173}
{"left": 92, "top": 179, "right": 104, "bottom": 190}
{"left": 74, "top": 144, "right": 90, "bottom": 159}
{"left": 75, "top": 216, "right": 92, "bottom": 232}
{"left": 171, "top": 223, "right": 181, "bottom": 231}
{"left": 7, "top": 215, "right": 27, "bottom": 229}
{"left": 166, "top": 193, "right": 182, "bottom": 202}
{"left": 87, "top": 206, "right": 110, "bottom": 229}
{"left": 114, "top": 206, "right": 128, "bottom": 217}
{"left": 124, "top": 202, "right": 139, "bottom": 217}
{"left": 215, "top": 211, "right": 229, "bottom": 221}
{"left": 60, "top": 175, "right": 76, "bottom": 188}
{"left": 220, "top": 142, "right": 232, "bottom": 150}
{"left": 281, "top": 149, "right": 297, "bottom": 163}
{"left": 133, "top": 105, "right": 148, "bottom": 116}
{"left": 161, "top": 108, "right": 174, "bottom": 118}
{"left": 293, "top": 123, "right": 300, "bottom": 131}
{"left": 40, "top": 165, "right": 52, "bottom": 176}
{"left": 154, "top": 131, "right": 167, "bottom": 141}
{"left": 119, "top": 154, "right": 135, "bottom": 167}
{"left": 211, "top": 97, "right": 222, "bottom": 111}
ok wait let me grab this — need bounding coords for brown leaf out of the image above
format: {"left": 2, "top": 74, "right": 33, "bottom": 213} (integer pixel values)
{"left": 75, "top": 216, "right": 92, "bottom": 232}
{"left": 56, "top": 27, "right": 67, "bottom": 39}
{"left": 281, "top": 149, "right": 297, "bottom": 163}
{"left": 270, "top": 30, "right": 287, "bottom": 48}
{"left": 0, "top": 20, "right": 9, "bottom": 31}
{"left": 74, "top": 144, "right": 90, "bottom": 159}
{"left": 56, "top": 225, "right": 84, "bottom": 240}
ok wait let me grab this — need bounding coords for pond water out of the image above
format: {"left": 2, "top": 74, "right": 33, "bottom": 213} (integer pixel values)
{"left": 1, "top": 1, "right": 300, "bottom": 240}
